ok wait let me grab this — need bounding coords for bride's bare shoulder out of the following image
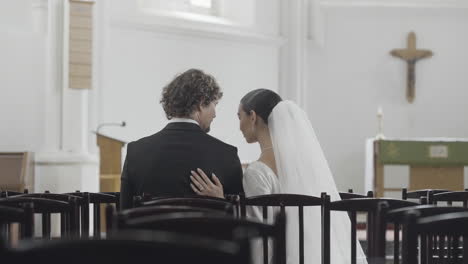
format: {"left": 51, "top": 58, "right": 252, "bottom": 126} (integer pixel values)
{"left": 257, "top": 158, "right": 278, "bottom": 176}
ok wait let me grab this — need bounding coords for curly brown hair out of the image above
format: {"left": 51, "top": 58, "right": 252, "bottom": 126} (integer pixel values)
{"left": 160, "top": 69, "right": 223, "bottom": 119}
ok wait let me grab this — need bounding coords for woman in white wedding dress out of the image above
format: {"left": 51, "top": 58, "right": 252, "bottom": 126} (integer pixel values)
{"left": 190, "top": 89, "right": 367, "bottom": 264}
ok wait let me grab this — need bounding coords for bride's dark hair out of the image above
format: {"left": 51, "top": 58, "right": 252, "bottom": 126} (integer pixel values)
{"left": 240, "top": 89, "right": 282, "bottom": 124}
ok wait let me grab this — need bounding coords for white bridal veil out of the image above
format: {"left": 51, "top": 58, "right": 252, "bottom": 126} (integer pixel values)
{"left": 268, "top": 100, "right": 367, "bottom": 264}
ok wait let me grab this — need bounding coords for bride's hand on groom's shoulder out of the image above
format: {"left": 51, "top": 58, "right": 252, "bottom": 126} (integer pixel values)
{"left": 190, "top": 168, "right": 224, "bottom": 199}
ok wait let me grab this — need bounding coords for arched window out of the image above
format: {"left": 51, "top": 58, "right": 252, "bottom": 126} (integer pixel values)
{"left": 123, "top": 0, "right": 275, "bottom": 38}
{"left": 138, "top": 0, "right": 220, "bottom": 17}
{"left": 189, "top": 0, "right": 218, "bottom": 15}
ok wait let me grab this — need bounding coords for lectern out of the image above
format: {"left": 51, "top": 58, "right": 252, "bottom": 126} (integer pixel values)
{"left": 96, "top": 133, "right": 126, "bottom": 193}
{"left": 95, "top": 133, "right": 125, "bottom": 233}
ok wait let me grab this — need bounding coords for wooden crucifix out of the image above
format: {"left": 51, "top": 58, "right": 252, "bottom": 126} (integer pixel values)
{"left": 390, "top": 32, "right": 433, "bottom": 103}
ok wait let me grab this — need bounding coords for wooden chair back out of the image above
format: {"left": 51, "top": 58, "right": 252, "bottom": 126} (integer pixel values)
{"left": 432, "top": 191, "right": 468, "bottom": 207}
{"left": 7, "top": 230, "right": 249, "bottom": 264}
{"left": 330, "top": 198, "right": 417, "bottom": 264}
{"left": 0, "top": 197, "right": 76, "bottom": 239}
{"left": 67, "top": 191, "right": 118, "bottom": 238}
{"left": 240, "top": 193, "right": 329, "bottom": 264}
{"left": 17, "top": 193, "right": 84, "bottom": 237}
{"left": 339, "top": 189, "right": 374, "bottom": 200}
{"left": 116, "top": 205, "right": 225, "bottom": 222}
{"left": 116, "top": 211, "right": 286, "bottom": 264}
{"left": 402, "top": 188, "right": 450, "bottom": 204}
{"left": 0, "top": 189, "right": 28, "bottom": 198}
{"left": 388, "top": 205, "right": 468, "bottom": 264}
{"left": 139, "top": 197, "right": 236, "bottom": 215}
{"left": 404, "top": 211, "right": 468, "bottom": 264}
{"left": 0, "top": 203, "right": 34, "bottom": 246}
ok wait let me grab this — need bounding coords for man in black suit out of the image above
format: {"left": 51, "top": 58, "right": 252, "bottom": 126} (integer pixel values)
{"left": 120, "top": 69, "right": 243, "bottom": 209}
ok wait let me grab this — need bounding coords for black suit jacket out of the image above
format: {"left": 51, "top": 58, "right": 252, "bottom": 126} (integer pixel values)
{"left": 120, "top": 122, "right": 244, "bottom": 209}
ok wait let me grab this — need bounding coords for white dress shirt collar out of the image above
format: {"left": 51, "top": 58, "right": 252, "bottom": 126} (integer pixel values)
{"left": 168, "top": 118, "right": 200, "bottom": 126}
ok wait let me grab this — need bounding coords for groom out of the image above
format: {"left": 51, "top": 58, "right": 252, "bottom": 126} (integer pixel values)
{"left": 120, "top": 69, "right": 244, "bottom": 209}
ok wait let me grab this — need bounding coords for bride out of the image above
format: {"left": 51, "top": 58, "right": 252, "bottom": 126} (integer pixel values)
{"left": 189, "top": 89, "right": 367, "bottom": 264}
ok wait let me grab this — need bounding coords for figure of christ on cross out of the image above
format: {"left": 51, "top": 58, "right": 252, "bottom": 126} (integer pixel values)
{"left": 390, "top": 32, "right": 433, "bottom": 103}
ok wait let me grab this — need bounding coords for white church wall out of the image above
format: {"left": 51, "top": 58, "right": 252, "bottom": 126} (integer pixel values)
{"left": 5, "top": 0, "right": 467, "bottom": 196}
{"left": 306, "top": 3, "right": 468, "bottom": 193}
{"left": 0, "top": 1, "right": 46, "bottom": 152}
{"left": 99, "top": 0, "right": 282, "bottom": 163}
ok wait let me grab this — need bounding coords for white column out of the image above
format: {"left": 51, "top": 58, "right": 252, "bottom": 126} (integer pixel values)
{"left": 89, "top": 0, "right": 109, "bottom": 154}
{"left": 31, "top": 0, "right": 48, "bottom": 34}
{"left": 279, "top": 0, "right": 308, "bottom": 108}
{"left": 279, "top": 0, "right": 325, "bottom": 108}
{"left": 309, "top": 0, "right": 325, "bottom": 47}
{"left": 35, "top": 0, "right": 99, "bottom": 195}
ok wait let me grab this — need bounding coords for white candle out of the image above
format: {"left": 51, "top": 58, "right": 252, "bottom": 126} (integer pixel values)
{"left": 376, "top": 105, "right": 385, "bottom": 139}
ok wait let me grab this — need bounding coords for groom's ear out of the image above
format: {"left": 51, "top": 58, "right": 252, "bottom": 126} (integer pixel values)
{"left": 196, "top": 102, "right": 203, "bottom": 111}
